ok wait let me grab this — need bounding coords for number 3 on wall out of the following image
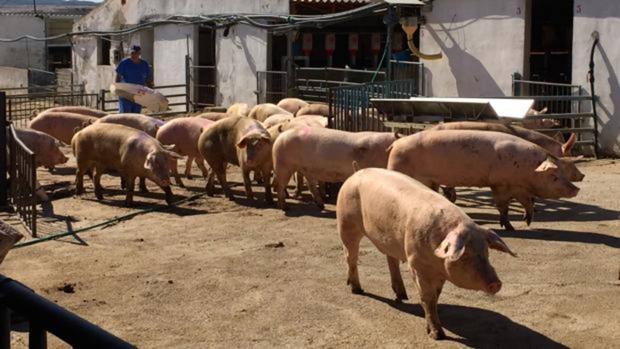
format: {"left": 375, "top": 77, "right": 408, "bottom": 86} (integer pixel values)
{"left": 516, "top": 7, "right": 521, "bottom": 15}
{"left": 576, "top": 4, "right": 582, "bottom": 14}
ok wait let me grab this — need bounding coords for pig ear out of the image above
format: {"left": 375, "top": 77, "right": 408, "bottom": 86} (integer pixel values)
{"left": 562, "top": 133, "right": 577, "bottom": 156}
{"left": 539, "top": 107, "right": 548, "bottom": 114}
{"left": 434, "top": 230, "right": 467, "bottom": 261}
{"left": 161, "top": 144, "right": 175, "bottom": 151}
{"left": 143, "top": 151, "right": 155, "bottom": 170}
{"left": 534, "top": 159, "right": 558, "bottom": 173}
{"left": 486, "top": 230, "right": 517, "bottom": 257}
{"left": 166, "top": 150, "right": 184, "bottom": 159}
{"left": 236, "top": 136, "right": 249, "bottom": 148}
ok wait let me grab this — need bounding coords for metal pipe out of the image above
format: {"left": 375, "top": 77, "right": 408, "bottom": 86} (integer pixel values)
{"left": 589, "top": 31, "right": 600, "bottom": 158}
{"left": 0, "top": 275, "right": 135, "bottom": 348}
{"left": 0, "top": 92, "right": 7, "bottom": 207}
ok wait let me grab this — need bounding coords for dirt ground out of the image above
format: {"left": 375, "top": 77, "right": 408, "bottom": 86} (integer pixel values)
{"left": 2, "top": 148, "right": 619, "bottom": 348}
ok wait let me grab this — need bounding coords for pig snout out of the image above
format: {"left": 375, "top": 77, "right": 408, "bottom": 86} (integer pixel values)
{"left": 486, "top": 279, "right": 502, "bottom": 295}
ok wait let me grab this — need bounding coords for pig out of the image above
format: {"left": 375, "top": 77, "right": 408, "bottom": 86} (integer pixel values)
{"left": 337, "top": 167, "right": 516, "bottom": 339}
{"left": 248, "top": 103, "right": 292, "bottom": 122}
{"left": 387, "top": 130, "right": 581, "bottom": 230}
{"left": 42, "top": 106, "right": 108, "bottom": 118}
{"left": 197, "top": 112, "right": 230, "bottom": 122}
{"left": 522, "top": 107, "right": 561, "bottom": 129}
{"left": 291, "top": 114, "right": 328, "bottom": 128}
{"left": 72, "top": 123, "right": 182, "bottom": 206}
{"left": 296, "top": 103, "right": 329, "bottom": 117}
{"left": 262, "top": 113, "right": 294, "bottom": 129}
{"left": 95, "top": 113, "right": 163, "bottom": 137}
{"left": 0, "top": 220, "right": 23, "bottom": 265}
{"left": 430, "top": 121, "right": 580, "bottom": 202}
{"left": 272, "top": 127, "right": 399, "bottom": 210}
{"left": 198, "top": 116, "right": 273, "bottom": 204}
{"left": 277, "top": 98, "right": 309, "bottom": 115}
{"left": 227, "top": 102, "right": 251, "bottom": 117}
{"left": 13, "top": 128, "right": 68, "bottom": 169}
{"left": 156, "top": 117, "right": 215, "bottom": 187}
{"left": 431, "top": 121, "right": 576, "bottom": 158}
{"left": 28, "top": 111, "right": 98, "bottom": 144}
{"left": 95, "top": 113, "right": 166, "bottom": 192}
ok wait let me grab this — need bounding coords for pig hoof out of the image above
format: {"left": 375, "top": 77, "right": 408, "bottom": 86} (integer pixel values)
{"left": 350, "top": 287, "right": 364, "bottom": 295}
{"left": 140, "top": 187, "right": 149, "bottom": 194}
{"left": 523, "top": 213, "right": 533, "bottom": 226}
{"left": 95, "top": 193, "right": 103, "bottom": 200}
{"left": 395, "top": 292, "right": 408, "bottom": 301}
{"left": 427, "top": 328, "right": 446, "bottom": 340}
{"left": 187, "top": 174, "right": 193, "bottom": 180}
{"left": 315, "top": 202, "right": 325, "bottom": 210}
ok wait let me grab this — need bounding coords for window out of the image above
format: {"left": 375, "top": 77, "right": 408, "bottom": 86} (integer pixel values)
{"left": 98, "top": 35, "right": 111, "bottom": 65}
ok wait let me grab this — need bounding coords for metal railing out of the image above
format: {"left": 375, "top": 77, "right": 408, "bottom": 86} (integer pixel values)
{"left": 328, "top": 79, "right": 419, "bottom": 132}
{"left": 256, "top": 71, "right": 288, "bottom": 105}
{"left": 296, "top": 67, "right": 387, "bottom": 103}
{"left": 389, "top": 60, "right": 425, "bottom": 96}
{"left": 186, "top": 55, "right": 217, "bottom": 111}
{"left": 512, "top": 75, "right": 597, "bottom": 156}
{"left": 100, "top": 84, "right": 187, "bottom": 116}
{"left": 7, "top": 92, "right": 99, "bottom": 128}
{"left": 7, "top": 124, "right": 37, "bottom": 237}
{"left": 0, "top": 275, "right": 135, "bottom": 349}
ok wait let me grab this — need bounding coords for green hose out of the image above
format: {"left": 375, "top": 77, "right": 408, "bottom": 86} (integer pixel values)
{"left": 13, "top": 192, "right": 207, "bottom": 249}
{"left": 371, "top": 44, "right": 389, "bottom": 83}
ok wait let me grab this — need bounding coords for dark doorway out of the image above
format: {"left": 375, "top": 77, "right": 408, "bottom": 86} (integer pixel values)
{"left": 527, "top": 0, "right": 574, "bottom": 83}
{"left": 196, "top": 27, "right": 216, "bottom": 107}
{"left": 47, "top": 47, "right": 71, "bottom": 71}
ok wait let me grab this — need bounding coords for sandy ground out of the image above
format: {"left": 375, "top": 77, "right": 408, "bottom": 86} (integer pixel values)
{"left": 2, "top": 150, "right": 619, "bottom": 348}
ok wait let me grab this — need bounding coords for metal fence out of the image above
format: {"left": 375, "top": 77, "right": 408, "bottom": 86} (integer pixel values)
{"left": 7, "top": 124, "right": 37, "bottom": 237}
{"left": 7, "top": 92, "right": 98, "bottom": 128}
{"left": 512, "top": 76, "right": 597, "bottom": 156}
{"left": 256, "top": 71, "right": 288, "bottom": 105}
{"left": 389, "top": 60, "right": 425, "bottom": 96}
{"left": 328, "top": 79, "right": 420, "bottom": 132}
{"left": 100, "top": 84, "right": 187, "bottom": 116}
{"left": 0, "top": 274, "right": 135, "bottom": 349}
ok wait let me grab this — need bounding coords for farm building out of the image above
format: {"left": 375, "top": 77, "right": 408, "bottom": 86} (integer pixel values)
{"left": 71, "top": 0, "right": 620, "bottom": 156}
{"left": 0, "top": 3, "right": 96, "bottom": 89}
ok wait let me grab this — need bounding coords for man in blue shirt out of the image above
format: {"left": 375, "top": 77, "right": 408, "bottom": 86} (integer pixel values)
{"left": 115, "top": 45, "right": 153, "bottom": 113}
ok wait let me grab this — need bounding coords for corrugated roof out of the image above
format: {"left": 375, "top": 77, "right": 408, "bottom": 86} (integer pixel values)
{"left": 0, "top": 5, "right": 95, "bottom": 17}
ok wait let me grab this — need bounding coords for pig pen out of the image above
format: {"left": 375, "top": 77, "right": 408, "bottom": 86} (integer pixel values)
{"left": 1, "top": 143, "right": 619, "bottom": 348}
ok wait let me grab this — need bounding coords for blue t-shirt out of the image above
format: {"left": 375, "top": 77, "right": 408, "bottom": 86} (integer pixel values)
{"left": 116, "top": 58, "right": 152, "bottom": 85}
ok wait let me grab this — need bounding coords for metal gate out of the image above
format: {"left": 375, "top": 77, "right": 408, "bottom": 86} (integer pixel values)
{"left": 255, "top": 71, "right": 288, "bottom": 105}
{"left": 186, "top": 55, "right": 217, "bottom": 112}
{"left": 6, "top": 91, "right": 99, "bottom": 128}
{"left": 512, "top": 75, "right": 597, "bottom": 156}
{"left": 328, "top": 79, "right": 420, "bottom": 132}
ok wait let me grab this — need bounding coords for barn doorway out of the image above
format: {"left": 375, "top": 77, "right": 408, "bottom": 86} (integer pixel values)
{"left": 526, "top": 0, "right": 574, "bottom": 83}
{"left": 196, "top": 26, "right": 216, "bottom": 107}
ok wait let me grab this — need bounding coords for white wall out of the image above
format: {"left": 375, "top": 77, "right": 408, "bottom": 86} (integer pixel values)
{"left": 0, "top": 67, "right": 29, "bottom": 93}
{"left": 73, "top": 0, "right": 289, "bottom": 107}
{"left": 572, "top": 1, "right": 620, "bottom": 156}
{"left": 0, "top": 16, "right": 46, "bottom": 69}
{"left": 421, "top": 0, "right": 526, "bottom": 97}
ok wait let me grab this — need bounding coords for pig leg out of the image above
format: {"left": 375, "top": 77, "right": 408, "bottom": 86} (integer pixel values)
{"left": 514, "top": 192, "right": 535, "bottom": 226}
{"left": 125, "top": 176, "right": 136, "bottom": 206}
{"left": 319, "top": 182, "right": 326, "bottom": 200}
{"left": 75, "top": 168, "right": 86, "bottom": 196}
{"left": 261, "top": 166, "right": 274, "bottom": 205}
{"left": 306, "top": 177, "right": 324, "bottom": 210}
{"left": 339, "top": 221, "right": 364, "bottom": 294}
{"left": 171, "top": 158, "right": 185, "bottom": 188}
{"left": 212, "top": 161, "right": 233, "bottom": 200}
{"left": 242, "top": 168, "right": 255, "bottom": 200}
{"left": 93, "top": 167, "right": 104, "bottom": 200}
{"left": 274, "top": 168, "right": 295, "bottom": 211}
{"left": 196, "top": 158, "right": 210, "bottom": 179}
{"left": 387, "top": 256, "right": 408, "bottom": 301}
{"left": 294, "top": 172, "right": 304, "bottom": 198}
{"left": 413, "top": 270, "right": 447, "bottom": 340}
{"left": 139, "top": 177, "right": 148, "bottom": 193}
{"left": 162, "top": 185, "right": 174, "bottom": 206}
{"left": 184, "top": 156, "right": 194, "bottom": 180}
{"left": 491, "top": 186, "right": 515, "bottom": 231}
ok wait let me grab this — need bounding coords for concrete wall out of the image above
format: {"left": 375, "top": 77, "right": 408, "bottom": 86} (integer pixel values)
{"left": 421, "top": 0, "right": 526, "bottom": 97}
{"left": 0, "top": 67, "right": 29, "bottom": 93}
{"left": 572, "top": 1, "right": 620, "bottom": 156}
{"left": 0, "top": 16, "right": 46, "bottom": 70}
{"left": 73, "top": 0, "right": 289, "bottom": 107}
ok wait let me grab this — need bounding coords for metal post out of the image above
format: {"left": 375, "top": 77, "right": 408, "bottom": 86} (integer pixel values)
{"left": 29, "top": 321, "right": 47, "bottom": 349}
{"left": 30, "top": 154, "right": 37, "bottom": 237}
{"left": 99, "top": 89, "right": 106, "bottom": 111}
{"left": 0, "top": 305, "right": 10, "bottom": 349}
{"left": 286, "top": 31, "right": 295, "bottom": 96}
{"left": 0, "top": 92, "right": 7, "bottom": 207}
{"left": 384, "top": 6, "right": 398, "bottom": 81}
{"left": 185, "top": 55, "right": 191, "bottom": 113}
